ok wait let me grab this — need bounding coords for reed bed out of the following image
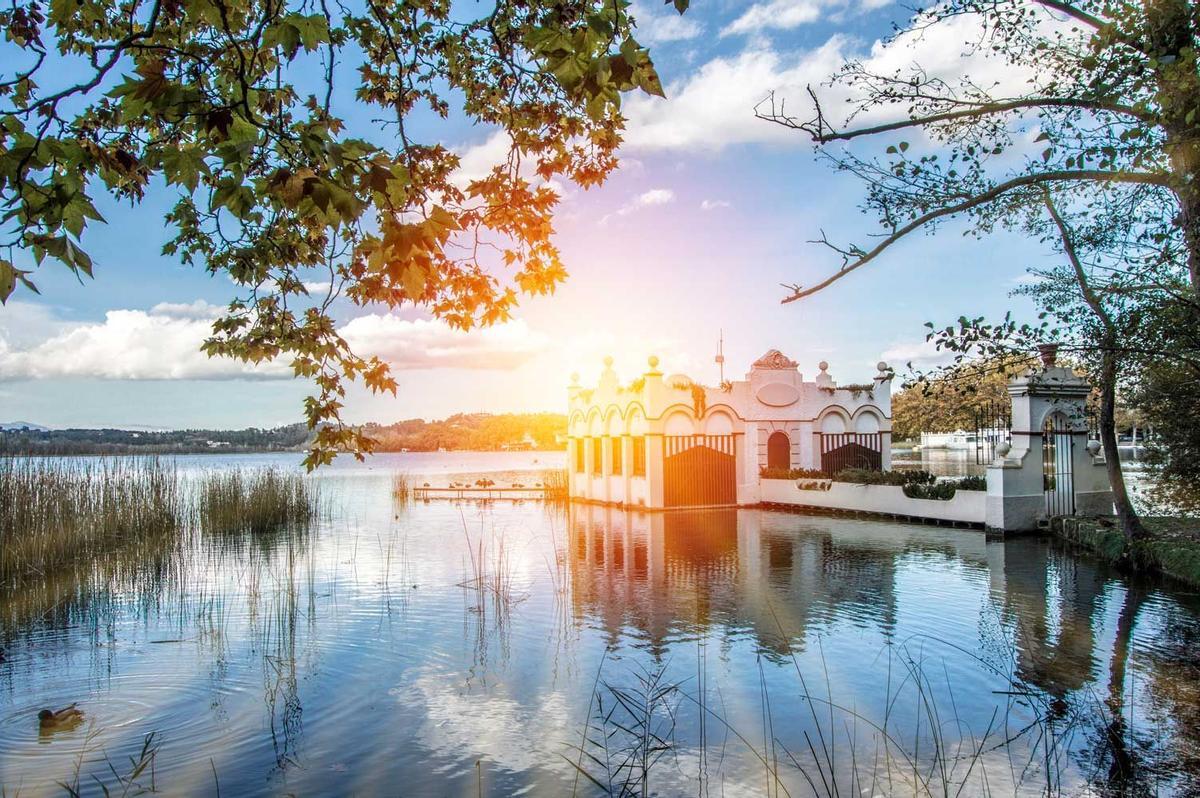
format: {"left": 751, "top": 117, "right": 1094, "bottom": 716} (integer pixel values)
{"left": 196, "top": 467, "right": 319, "bottom": 537}
{"left": 541, "top": 468, "right": 569, "bottom": 503}
{"left": 392, "top": 471, "right": 411, "bottom": 505}
{"left": 0, "top": 457, "right": 184, "bottom": 584}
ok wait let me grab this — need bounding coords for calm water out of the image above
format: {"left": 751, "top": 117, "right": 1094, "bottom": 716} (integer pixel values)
{"left": 1, "top": 453, "right": 1198, "bottom": 796}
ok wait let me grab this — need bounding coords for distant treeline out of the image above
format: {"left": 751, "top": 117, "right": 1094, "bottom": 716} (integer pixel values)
{"left": 0, "top": 413, "right": 568, "bottom": 455}
{"left": 0, "top": 424, "right": 312, "bottom": 455}
{"left": 364, "top": 413, "right": 566, "bottom": 452}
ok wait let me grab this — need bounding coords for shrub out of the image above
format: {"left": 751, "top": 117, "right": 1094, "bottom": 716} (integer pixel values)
{"left": 833, "top": 468, "right": 936, "bottom": 486}
{"left": 901, "top": 475, "right": 987, "bottom": 500}
{"left": 903, "top": 482, "right": 958, "bottom": 500}
{"left": 952, "top": 475, "right": 987, "bottom": 491}
{"left": 760, "top": 467, "right": 827, "bottom": 480}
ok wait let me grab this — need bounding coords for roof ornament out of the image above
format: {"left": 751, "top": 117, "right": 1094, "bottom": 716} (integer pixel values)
{"left": 752, "top": 349, "right": 798, "bottom": 370}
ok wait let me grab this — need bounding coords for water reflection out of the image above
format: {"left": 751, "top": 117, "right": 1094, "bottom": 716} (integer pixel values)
{"left": 1, "top": 481, "right": 1199, "bottom": 795}
{"left": 567, "top": 505, "right": 1200, "bottom": 794}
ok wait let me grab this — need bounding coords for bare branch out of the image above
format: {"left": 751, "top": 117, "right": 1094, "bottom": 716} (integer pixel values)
{"left": 783, "top": 169, "right": 1173, "bottom": 303}
{"left": 760, "top": 93, "right": 1153, "bottom": 144}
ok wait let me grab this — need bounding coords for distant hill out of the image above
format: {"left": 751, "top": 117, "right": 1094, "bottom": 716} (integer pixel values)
{"left": 0, "top": 421, "right": 48, "bottom": 431}
{"left": 0, "top": 424, "right": 310, "bottom": 455}
{"left": 365, "top": 413, "right": 566, "bottom": 452}
{"left": 0, "top": 413, "right": 568, "bottom": 455}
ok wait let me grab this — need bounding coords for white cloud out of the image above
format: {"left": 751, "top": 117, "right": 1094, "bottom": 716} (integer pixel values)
{"left": 623, "top": 38, "right": 851, "bottom": 152}
{"left": 0, "top": 306, "right": 285, "bottom": 381}
{"left": 339, "top": 315, "right": 547, "bottom": 370}
{"left": 700, "top": 199, "right": 732, "bottom": 211}
{"left": 0, "top": 304, "right": 548, "bottom": 380}
{"left": 149, "top": 299, "right": 224, "bottom": 320}
{"left": 723, "top": 0, "right": 825, "bottom": 36}
{"left": 631, "top": 2, "right": 703, "bottom": 43}
{"left": 625, "top": 8, "right": 1066, "bottom": 154}
{"left": 600, "top": 187, "right": 676, "bottom": 224}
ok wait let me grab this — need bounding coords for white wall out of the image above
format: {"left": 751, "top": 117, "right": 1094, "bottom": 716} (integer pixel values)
{"left": 759, "top": 479, "right": 986, "bottom": 524}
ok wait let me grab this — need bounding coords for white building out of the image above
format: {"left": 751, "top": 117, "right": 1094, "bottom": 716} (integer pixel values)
{"left": 567, "top": 350, "right": 894, "bottom": 509}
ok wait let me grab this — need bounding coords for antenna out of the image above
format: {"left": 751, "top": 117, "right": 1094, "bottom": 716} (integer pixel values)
{"left": 715, "top": 329, "right": 725, "bottom": 383}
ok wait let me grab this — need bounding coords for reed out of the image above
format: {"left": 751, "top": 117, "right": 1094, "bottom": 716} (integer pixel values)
{"left": 196, "top": 467, "right": 319, "bottom": 537}
{"left": 0, "top": 457, "right": 184, "bottom": 584}
{"left": 541, "top": 468, "right": 569, "bottom": 503}
{"left": 392, "top": 471, "right": 411, "bottom": 506}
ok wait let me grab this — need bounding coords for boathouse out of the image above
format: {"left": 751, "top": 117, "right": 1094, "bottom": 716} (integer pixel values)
{"left": 566, "top": 351, "right": 893, "bottom": 509}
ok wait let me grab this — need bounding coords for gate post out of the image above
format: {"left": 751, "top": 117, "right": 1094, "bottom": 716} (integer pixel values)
{"left": 985, "top": 350, "right": 1113, "bottom": 532}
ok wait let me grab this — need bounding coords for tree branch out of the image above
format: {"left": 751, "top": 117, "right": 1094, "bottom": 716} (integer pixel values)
{"left": 782, "top": 169, "right": 1173, "bottom": 303}
{"left": 759, "top": 93, "right": 1153, "bottom": 144}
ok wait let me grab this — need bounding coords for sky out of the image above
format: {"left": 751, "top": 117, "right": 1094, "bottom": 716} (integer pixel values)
{"left": 0, "top": 0, "right": 1061, "bottom": 430}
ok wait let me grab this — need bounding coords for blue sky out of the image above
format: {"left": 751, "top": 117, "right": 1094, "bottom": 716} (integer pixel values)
{"left": 0, "top": 0, "right": 1054, "bottom": 429}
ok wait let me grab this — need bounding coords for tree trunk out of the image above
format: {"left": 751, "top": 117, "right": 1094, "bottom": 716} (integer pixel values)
{"left": 1099, "top": 342, "right": 1147, "bottom": 542}
{"left": 1146, "top": 0, "right": 1200, "bottom": 297}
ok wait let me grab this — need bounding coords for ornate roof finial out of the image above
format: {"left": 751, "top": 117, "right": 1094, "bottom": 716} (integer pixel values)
{"left": 752, "top": 349, "right": 798, "bottom": 370}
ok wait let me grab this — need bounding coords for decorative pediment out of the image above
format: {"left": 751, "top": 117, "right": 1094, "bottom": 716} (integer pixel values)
{"left": 752, "top": 349, "right": 798, "bottom": 370}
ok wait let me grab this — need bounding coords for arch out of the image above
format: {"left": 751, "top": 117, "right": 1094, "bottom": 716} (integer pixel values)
{"left": 587, "top": 409, "right": 603, "bottom": 437}
{"left": 604, "top": 407, "right": 622, "bottom": 436}
{"left": 626, "top": 404, "right": 648, "bottom": 436}
{"left": 853, "top": 409, "right": 882, "bottom": 434}
{"left": 767, "top": 431, "right": 790, "bottom": 470}
{"left": 663, "top": 410, "right": 694, "bottom": 436}
{"left": 705, "top": 410, "right": 735, "bottom": 435}
{"left": 568, "top": 411, "right": 586, "bottom": 437}
{"left": 819, "top": 411, "right": 848, "bottom": 435}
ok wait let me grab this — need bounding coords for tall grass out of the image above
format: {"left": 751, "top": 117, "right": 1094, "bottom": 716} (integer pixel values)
{"left": 542, "top": 468, "right": 569, "bottom": 503}
{"left": 0, "top": 457, "right": 183, "bottom": 584}
{"left": 196, "top": 467, "right": 319, "bottom": 537}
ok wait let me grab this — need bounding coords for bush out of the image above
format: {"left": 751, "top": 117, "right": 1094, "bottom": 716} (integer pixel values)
{"left": 901, "top": 475, "right": 987, "bottom": 500}
{"left": 952, "top": 475, "right": 987, "bottom": 491}
{"left": 903, "top": 482, "right": 958, "bottom": 500}
{"left": 833, "top": 468, "right": 936, "bottom": 486}
{"left": 760, "top": 467, "right": 827, "bottom": 480}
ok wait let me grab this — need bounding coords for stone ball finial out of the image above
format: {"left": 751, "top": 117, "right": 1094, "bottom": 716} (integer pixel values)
{"left": 996, "top": 441, "right": 1012, "bottom": 458}
{"left": 648, "top": 355, "right": 659, "bottom": 369}
{"left": 818, "top": 361, "right": 829, "bottom": 372}
{"left": 570, "top": 372, "right": 580, "bottom": 384}
{"left": 603, "top": 355, "right": 614, "bottom": 368}
{"left": 876, "top": 361, "right": 888, "bottom": 372}
{"left": 1086, "top": 439, "right": 1102, "bottom": 456}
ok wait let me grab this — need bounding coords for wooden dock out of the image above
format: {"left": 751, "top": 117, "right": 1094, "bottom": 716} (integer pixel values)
{"left": 411, "top": 486, "right": 557, "bottom": 501}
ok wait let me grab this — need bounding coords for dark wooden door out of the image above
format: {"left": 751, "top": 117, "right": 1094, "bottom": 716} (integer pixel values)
{"left": 663, "top": 435, "right": 737, "bottom": 507}
{"left": 820, "top": 433, "right": 882, "bottom": 475}
{"left": 767, "top": 431, "right": 790, "bottom": 470}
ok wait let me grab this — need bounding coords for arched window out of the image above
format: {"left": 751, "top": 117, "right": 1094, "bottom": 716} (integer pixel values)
{"left": 767, "top": 431, "right": 790, "bottom": 470}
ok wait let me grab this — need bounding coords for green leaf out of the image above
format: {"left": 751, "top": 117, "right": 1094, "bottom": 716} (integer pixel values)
{"left": 0, "top": 260, "right": 15, "bottom": 303}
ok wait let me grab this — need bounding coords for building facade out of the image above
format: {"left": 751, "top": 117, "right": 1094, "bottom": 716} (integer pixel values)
{"left": 567, "top": 350, "right": 894, "bottom": 509}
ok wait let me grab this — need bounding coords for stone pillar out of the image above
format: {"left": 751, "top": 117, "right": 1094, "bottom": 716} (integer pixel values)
{"left": 646, "top": 433, "right": 665, "bottom": 509}
{"left": 621, "top": 433, "right": 633, "bottom": 506}
{"left": 985, "top": 351, "right": 1113, "bottom": 533}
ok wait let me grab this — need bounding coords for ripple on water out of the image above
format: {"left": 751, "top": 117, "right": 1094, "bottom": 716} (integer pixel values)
{"left": 0, "top": 667, "right": 260, "bottom": 777}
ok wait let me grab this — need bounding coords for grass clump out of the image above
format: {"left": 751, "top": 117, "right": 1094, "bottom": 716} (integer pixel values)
{"left": 0, "top": 457, "right": 183, "bottom": 584}
{"left": 197, "top": 467, "right": 318, "bottom": 537}
{"left": 541, "top": 468, "right": 569, "bottom": 502}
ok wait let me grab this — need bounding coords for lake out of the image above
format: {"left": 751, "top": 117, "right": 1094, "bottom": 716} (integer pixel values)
{"left": 1, "top": 452, "right": 1197, "bottom": 796}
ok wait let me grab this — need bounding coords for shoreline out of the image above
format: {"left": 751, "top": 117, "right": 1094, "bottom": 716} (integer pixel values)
{"left": 1053, "top": 515, "right": 1200, "bottom": 589}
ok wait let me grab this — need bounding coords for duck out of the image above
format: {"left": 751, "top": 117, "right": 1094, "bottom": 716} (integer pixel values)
{"left": 38, "top": 704, "right": 85, "bottom": 731}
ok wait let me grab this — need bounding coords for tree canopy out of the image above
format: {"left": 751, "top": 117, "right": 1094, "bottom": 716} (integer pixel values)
{"left": 0, "top": 0, "right": 685, "bottom": 467}
{"left": 761, "top": 0, "right": 1197, "bottom": 307}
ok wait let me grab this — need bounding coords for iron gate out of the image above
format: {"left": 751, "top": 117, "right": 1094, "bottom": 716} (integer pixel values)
{"left": 973, "top": 401, "right": 1012, "bottom": 465}
{"left": 1042, "top": 415, "right": 1075, "bottom": 516}
{"left": 663, "top": 434, "right": 737, "bottom": 507}
{"left": 819, "top": 433, "right": 882, "bottom": 475}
